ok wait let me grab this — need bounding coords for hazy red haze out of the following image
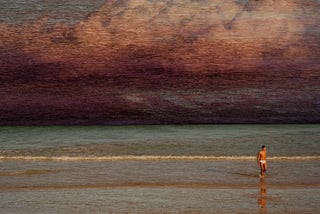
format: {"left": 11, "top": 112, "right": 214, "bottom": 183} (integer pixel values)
{"left": 0, "top": 0, "right": 319, "bottom": 125}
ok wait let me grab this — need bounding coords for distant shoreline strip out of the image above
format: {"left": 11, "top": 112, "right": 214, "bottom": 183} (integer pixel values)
{"left": 1, "top": 183, "right": 320, "bottom": 191}
{"left": 0, "top": 156, "right": 319, "bottom": 161}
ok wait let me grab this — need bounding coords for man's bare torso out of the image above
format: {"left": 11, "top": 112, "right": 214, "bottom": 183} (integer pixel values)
{"left": 259, "top": 150, "right": 266, "bottom": 160}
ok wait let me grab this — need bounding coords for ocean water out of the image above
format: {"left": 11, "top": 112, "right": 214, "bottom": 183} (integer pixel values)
{"left": 0, "top": 124, "right": 319, "bottom": 213}
{"left": 1, "top": 124, "right": 319, "bottom": 157}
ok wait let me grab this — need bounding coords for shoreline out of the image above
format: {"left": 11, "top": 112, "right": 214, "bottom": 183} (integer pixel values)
{"left": 1, "top": 155, "right": 320, "bottom": 161}
{"left": 1, "top": 183, "right": 319, "bottom": 191}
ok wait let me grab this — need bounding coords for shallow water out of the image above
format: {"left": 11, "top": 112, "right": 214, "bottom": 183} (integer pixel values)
{"left": 1, "top": 187, "right": 319, "bottom": 214}
{"left": 1, "top": 124, "right": 319, "bottom": 157}
{"left": 0, "top": 125, "right": 319, "bottom": 213}
{"left": 0, "top": 159, "right": 319, "bottom": 213}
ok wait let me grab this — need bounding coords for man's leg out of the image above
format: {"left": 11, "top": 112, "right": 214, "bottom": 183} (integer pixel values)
{"left": 263, "top": 163, "right": 267, "bottom": 173}
{"left": 260, "top": 163, "right": 264, "bottom": 177}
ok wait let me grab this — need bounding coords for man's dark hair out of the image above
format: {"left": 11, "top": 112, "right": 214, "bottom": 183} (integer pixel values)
{"left": 262, "top": 145, "right": 266, "bottom": 149}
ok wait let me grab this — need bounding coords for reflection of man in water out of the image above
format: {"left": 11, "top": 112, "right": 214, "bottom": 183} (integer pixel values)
{"left": 257, "top": 145, "right": 267, "bottom": 178}
{"left": 258, "top": 178, "right": 267, "bottom": 213}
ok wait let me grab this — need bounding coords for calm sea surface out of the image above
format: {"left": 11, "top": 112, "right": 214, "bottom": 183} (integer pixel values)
{"left": 1, "top": 124, "right": 319, "bottom": 157}
{"left": 0, "top": 124, "right": 319, "bottom": 213}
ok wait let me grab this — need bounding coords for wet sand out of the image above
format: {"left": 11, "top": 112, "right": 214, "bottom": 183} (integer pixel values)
{"left": 0, "top": 159, "right": 319, "bottom": 213}
{"left": 0, "top": 186, "right": 319, "bottom": 213}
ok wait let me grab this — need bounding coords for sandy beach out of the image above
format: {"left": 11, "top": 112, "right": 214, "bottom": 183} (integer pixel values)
{"left": 1, "top": 159, "right": 319, "bottom": 213}
{"left": 0, "top": 125, "right": 319, "bottom": 213}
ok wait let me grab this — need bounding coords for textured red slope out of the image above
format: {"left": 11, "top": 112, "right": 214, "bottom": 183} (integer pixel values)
{"left": 0, "top": 0, "right": 319, "bottom": 124}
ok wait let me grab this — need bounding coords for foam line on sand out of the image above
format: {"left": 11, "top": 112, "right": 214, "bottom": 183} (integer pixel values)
{"left": 0, "top": 155, "right": 319, "bottom": 161}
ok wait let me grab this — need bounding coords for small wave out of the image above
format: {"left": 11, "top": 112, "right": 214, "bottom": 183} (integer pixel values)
{"left": 0, "top": 169, "right": 57, "bottom": 177}
{"left": 1, "top": 183, "right": 319, "bottom": 191}
{"left": 0, "top": 155, "right": 319, "bottom": 161}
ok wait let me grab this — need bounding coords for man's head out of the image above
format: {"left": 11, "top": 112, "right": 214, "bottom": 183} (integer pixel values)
{"left": 262, "top": 145, "right": 266, "bottom": 151}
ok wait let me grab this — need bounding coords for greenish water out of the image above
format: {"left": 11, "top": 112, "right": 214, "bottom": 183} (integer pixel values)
{"left": 0, "top": 125, "right": 319, "bottom": 213}
{"left": 0, "top": 124, "right": 319, "bottom": 157}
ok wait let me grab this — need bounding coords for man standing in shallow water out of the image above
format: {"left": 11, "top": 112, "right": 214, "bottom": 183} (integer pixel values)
{"left": 257, "top": 145, "right": 267, "bottom": 178}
